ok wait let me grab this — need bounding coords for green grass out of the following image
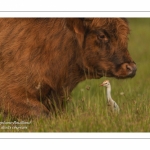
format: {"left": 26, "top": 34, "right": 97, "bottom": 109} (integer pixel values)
{"left": 1, "top": 18, "right": 150, "bottom": 132}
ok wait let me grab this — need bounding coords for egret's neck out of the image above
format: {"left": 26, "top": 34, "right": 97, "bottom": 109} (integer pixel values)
{"left": 106, "top": 85, "right": 112, "bottom": 100}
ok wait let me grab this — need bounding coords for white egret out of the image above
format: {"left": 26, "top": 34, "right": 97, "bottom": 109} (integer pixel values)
{"left": 101, "top": 80, "right": 120, "bottom": 113}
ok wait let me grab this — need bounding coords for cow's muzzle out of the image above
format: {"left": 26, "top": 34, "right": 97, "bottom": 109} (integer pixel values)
{"left": 121, "top": 62, "right": 137, "bottom": 78}
{"left": 112, "top": 62, "right": 137, "bottom": 79}
{"left": 126, "top": 63, "right": 137, "bottom": 76}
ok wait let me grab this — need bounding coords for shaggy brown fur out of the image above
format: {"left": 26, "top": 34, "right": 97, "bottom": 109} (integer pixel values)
{"left": 0, "top": 18, "right": 136, "bottom": 118}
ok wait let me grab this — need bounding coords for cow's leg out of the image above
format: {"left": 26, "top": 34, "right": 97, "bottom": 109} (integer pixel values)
{"left": 1, "top": 97, "right": 50, "bottom": 118}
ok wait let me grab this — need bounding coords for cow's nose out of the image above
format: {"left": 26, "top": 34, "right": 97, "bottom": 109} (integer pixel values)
{"left": 126, "top": 63, "right": 137, "bottom": 76}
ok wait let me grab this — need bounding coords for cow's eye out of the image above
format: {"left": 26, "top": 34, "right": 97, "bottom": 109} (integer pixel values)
{"left": 97, "top": 33, "right": 108, "bottom": 42}
{"left": 98, "top": 34, "right": 105, "bottom": 39}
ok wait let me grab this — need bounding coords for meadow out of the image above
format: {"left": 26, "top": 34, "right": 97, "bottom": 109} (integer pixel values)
{"left": 0, "top": 18, "right": 150, "bottom": 132}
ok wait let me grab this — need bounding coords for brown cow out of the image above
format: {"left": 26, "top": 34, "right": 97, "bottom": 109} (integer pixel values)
{"left": 0, "top": 18, "right": 136, "bottom": 118}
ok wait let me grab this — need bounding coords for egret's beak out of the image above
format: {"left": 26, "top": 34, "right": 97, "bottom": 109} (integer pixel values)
{"left": 100, "top": 83, "right": 104, "bottom": 86}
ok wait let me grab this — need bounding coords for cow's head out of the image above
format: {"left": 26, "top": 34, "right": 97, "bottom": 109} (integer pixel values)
{"left": 66, "top": 18, "right": 137, "bottom": 79}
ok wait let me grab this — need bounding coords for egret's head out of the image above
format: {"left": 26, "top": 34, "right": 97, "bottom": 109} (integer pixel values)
{"left": 100, "top": 80, "right": 111, "bottom": 88}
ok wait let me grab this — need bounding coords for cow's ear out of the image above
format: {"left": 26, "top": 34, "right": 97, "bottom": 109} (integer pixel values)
{"left": 83, "top": 18, "right": 93, "bottom": 28}
{"left": 66, "top": 18, "right": 85, "bottom": 35}
{"left": 66, "top": 18, "right": 85, "bottom": 48}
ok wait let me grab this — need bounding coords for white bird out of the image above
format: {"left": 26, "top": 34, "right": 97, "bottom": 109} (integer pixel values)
{"left": 100, "top": 80, "right": 120, "bottom": 113}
